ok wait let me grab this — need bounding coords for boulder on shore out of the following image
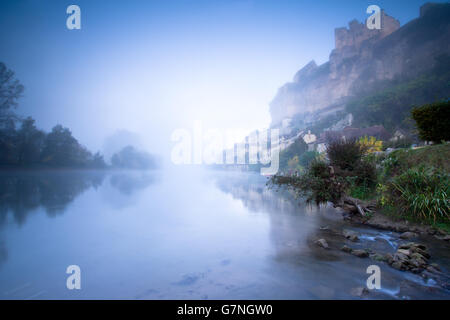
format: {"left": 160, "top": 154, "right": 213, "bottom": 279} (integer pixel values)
{"left": 400, "top": 231, "right": 418, "bottom": 240}
{"left": 316, "top": 239, "right": 329, "bottom": 249}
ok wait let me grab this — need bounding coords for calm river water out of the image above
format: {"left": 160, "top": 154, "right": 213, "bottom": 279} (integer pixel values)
{"left": 0, "top": 169, "right": 449, "bottom": 299}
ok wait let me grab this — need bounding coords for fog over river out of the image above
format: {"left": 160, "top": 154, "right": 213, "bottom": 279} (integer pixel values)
{"left": 0, "top": 169, "right": 448, "bottom": 299}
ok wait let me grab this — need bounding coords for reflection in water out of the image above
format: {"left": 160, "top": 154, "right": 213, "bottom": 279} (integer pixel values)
{"left": 110, "top": 172, "right": 157, "bottom": 196}
{"left": 213, "top": 173, "right": 327, "bottom": 262}
{"left": 0, "top": 171, "right": 158, "bottom": 227}
{"left": 0, "top": 240, "right": 6, "bottom": 266}
{"left": 0, "top": 171, "right": 106, "bottom": 226}
{"left": 211, "top": 172, "right": 450, "bottom": 299}
{"left": 0, "top": 170, "right": 158, "bottom": 270}
{"left": 0, "top": 169, "right": 448, "bottom": 299}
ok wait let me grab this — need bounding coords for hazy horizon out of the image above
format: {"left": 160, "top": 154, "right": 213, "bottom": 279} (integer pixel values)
{"left": 0, "top": 0, "right": 444, "bottom": 159}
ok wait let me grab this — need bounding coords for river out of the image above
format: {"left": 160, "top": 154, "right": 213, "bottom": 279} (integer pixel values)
{"left": 0, "top": 169, "right": 449, "bottom": 299}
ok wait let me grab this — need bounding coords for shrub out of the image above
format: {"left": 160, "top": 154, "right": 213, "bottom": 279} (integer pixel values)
{"left": 385, "top": 167, "right": 450, "bottom": 222}
{"left": 358, "top": 136, "right": 383, "bottom": 153}
{"left": 269, "top": 159, "right": 346, "bottom": 205}
{"left": 299, "top": 151, "right": 319, "bottom": 167}
{"left": 411, "top": 100, "right": 450, "bottom": 143}
{"left": 326, "top": 138, "right": 365, "bottom": 170}
{"left": 279, "top": 138, "right": 308, "bottom": 170}
{"left": 353, "top": 159, "right": 378, "bottom": 188}
{"left": 287, "top": 155, "right": 300, "bottom": 172}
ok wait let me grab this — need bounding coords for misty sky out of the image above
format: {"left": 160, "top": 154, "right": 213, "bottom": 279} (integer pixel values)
{"left": 0, "top": 0, "right": 443, "bottom": 159}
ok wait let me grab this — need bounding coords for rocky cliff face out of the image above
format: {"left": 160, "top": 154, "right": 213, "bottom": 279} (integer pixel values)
{"left": 270, "top": 3, "right": 450, "bottom": 126}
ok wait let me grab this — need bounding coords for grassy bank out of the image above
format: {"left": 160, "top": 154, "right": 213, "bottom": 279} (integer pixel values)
{"left": 270, "top": 142, "right": 450, "bottom": 233}
{"left": 377, "top": 143, "right": 450, "bottom": 232}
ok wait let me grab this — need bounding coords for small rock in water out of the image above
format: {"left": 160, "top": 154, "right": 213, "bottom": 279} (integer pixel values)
{"left": 341, "top": 245, "right": 352, "bottom": 253}
{"left": 399, "top": 232, "right": 418, "bottom": 239}
{"left": 343, "top": 230, "right": 359, "bottom": 242}
{"left": 351, "top": 249, "right": 369, "bottom": 258}
{"left": 316, "top": 239, "right": 329, "bottom": 249}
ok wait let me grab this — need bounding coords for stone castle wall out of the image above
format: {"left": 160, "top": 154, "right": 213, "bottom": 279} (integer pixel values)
{"left": 335, "top": 11, "right": 400, "bottom": 50}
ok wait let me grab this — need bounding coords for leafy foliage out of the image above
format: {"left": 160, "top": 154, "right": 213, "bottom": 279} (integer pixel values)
{"left": 381, "top": 144, "right": 450, "bottom": 178}
{"left": 346, "top": 55, "right": 450, "bottom": 132}
{"left": 0, "top": 62, "right": 106, "bottom": 168}
{"left": 299, "top": 151, "right": 319, "bottom": 167}
{"left": 279, "top": 137, "right": 308, "bottom": 171}
{"left": 269, "top": 159, "right": 346, "bottom": 205}
{"left": 326, "top": 138, "right": 365, "bottom": 170}
{"left": 0, "top": 62, "right": 24, "bottom": 112}
{"left": 411, "top": 100, "right": 450, "bottom": 143}
{"left": 111, "top": 145, "right": 157, "bottom": 170}
{"left": 358, "top": 136, "right": 383, "bottom": 153}
{"left": 384, "top": 167, "right": 449, "bottom": 222}
{"left": 270, "top": 140, "right": 377, "bottom": 204}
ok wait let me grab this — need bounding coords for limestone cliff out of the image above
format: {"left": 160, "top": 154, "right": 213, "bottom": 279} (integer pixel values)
{"left": 270, "top": 3, "right": 450, "bottom": 126}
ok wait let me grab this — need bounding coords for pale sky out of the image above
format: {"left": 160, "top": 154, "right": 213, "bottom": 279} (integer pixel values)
{"left": 0, "top": 0, "right": 441, "bottom": 159}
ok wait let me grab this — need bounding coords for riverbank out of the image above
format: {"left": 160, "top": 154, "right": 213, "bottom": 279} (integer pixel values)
{"left": 270, "top": 142, "right": 450, "bottom": 295}
{"left": 310, "top": 206, "right": 450, "bottom": 297}
{"left": 314, "top": 205, "right": 450, "bottom": 293}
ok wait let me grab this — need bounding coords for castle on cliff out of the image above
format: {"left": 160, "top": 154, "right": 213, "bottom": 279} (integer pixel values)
{"left": 334, "top": 11, "right": 400, "bottom": 51}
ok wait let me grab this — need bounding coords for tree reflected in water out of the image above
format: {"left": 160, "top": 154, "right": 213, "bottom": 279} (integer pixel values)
{"left": 0, "top": 171, "right": 106, "bottom": 227}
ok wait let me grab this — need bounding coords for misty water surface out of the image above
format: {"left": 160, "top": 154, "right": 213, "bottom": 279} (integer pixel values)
{"left": 0, "top": 169, "right": 449, "bottom": 299}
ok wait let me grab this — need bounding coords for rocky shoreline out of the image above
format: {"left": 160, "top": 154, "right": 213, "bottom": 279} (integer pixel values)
{"left": 348, "top": 210, "right": 450, "bottom": 240}
{"left": 314, "top": 209, "right": 450, "bottom": 295}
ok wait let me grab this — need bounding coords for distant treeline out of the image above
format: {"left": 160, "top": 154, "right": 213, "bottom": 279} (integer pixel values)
{"left": 0, "top": 118, "right": 107, "bottom": 168}
{"left": 0, "top": 62, "right": 157, "bottom": 170}
{"left": 0, "top": 62, "right": 106, "bottom": 168}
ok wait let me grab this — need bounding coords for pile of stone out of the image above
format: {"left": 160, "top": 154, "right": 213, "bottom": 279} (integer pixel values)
{"left": 384, "top": 242, "right": 433, "bottom": 273}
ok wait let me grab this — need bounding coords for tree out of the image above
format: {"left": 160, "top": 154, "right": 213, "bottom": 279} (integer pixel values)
{"left": 17, "top": 117, "right": 45, "bottom": 165}
{"left": 0, "top": 62, "right": 24, "bottom": 124}
{"left": 0, "top": 63, "right": 107, "bottom": 168}
{"left": 91, "top": 152, "right": 107, "bottom": 168}
{"left": 326, "top": 138, "right": 365, "bottom": 170}
{"left": 41, "top": 125, "right": 80, "bottom": 166}
{"left": 287, "top": 155, "right": 300, "bottom": 172}
{"left": 299, "top": 151, "right": 319, "bottom": 167}
{"left": 111, "top": 145, "right": 156, "bottom": 170}
{"left": 0, "top": 62, "right": 24, "bottom": 165}
{"left": 411, "top": 100, "right": 450, "bottom": 143}
{"left": 279, "top": 138, "right": 308, "bottom": 170}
